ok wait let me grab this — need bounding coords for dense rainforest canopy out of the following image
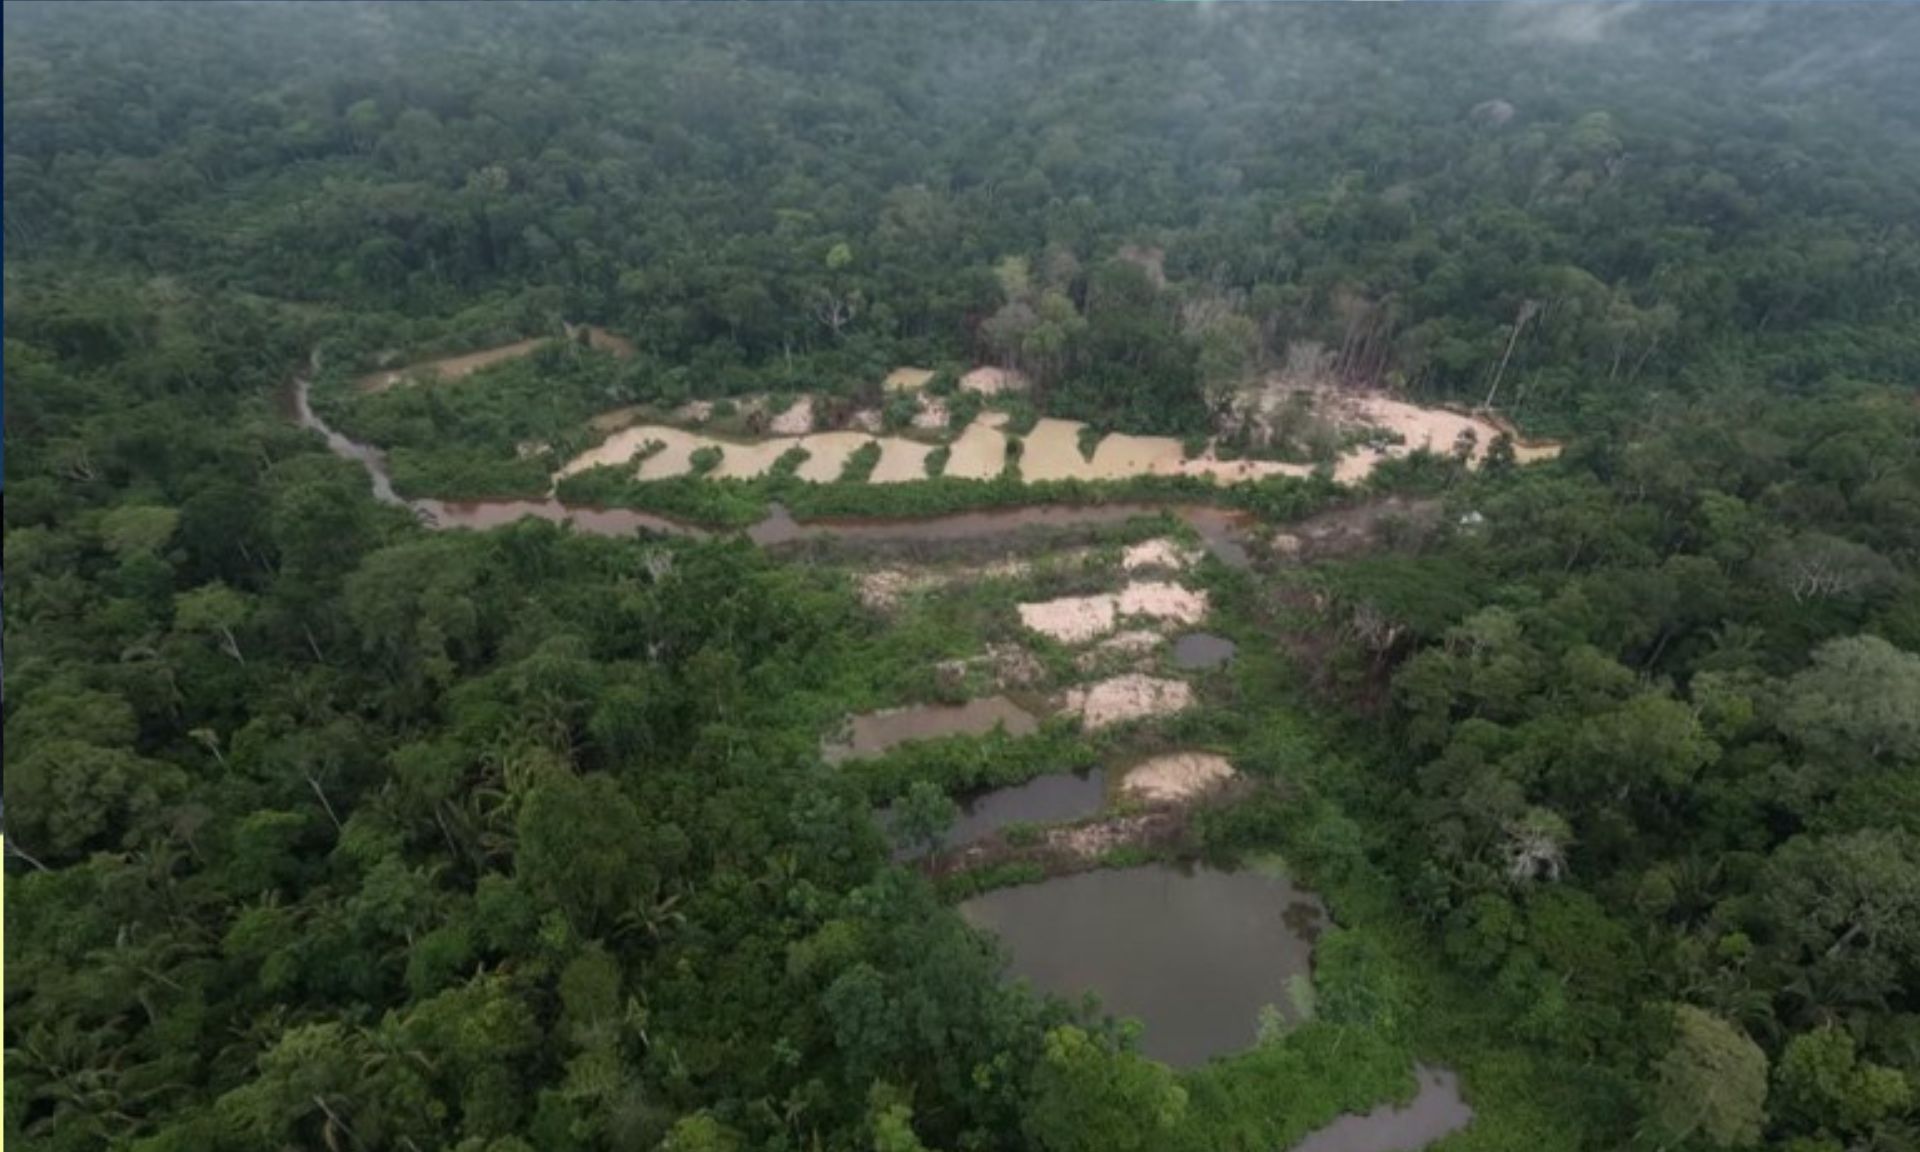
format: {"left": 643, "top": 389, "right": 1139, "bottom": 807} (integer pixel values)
{"left": 4, "top": 4, "right": 1920, "bottom": 1152}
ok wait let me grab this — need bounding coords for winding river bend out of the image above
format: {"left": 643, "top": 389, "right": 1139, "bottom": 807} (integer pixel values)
{"left": 284, "top": 371, "right": 1256, "bottom": 559}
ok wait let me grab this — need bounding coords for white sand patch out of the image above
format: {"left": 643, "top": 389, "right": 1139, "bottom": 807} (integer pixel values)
{"left": 871, "top": 437, "right": 935, "bottom": 483}
{"left": 885, "top": 367, "right": 935, "bottom": 392}
{"left": 795, "top": 432, "right": 875, "bottom": 483}
{"left": 515, "top": 440, "right": 550, "bottom": 460}
{"left": 1062, "top": 674, "right": 1194, "bottom": 730}
{"left": 960, "top": 366, "right": 1028, "bottom": 395}
{"left": 1019, "top": 594, "right": 1118, "bottom": 644}
{"left": 673, "top": 400, "right": 715, "bottom": 424}
{"left": 1123, "top": 538, "right": 1200, "bottom": 572}
{"left": 769, "top": 396, "right": 814, "bottom": 435}
{"left": 1121, "top": 752, "right": 1236, "bottom": 803}
{"left": 946, "top": 413, "right": 1009, "bottom": 479}
{"left": 1020, "top": 581, "right": 1205, "bottom": 644}
{"left": 1116, "top": 581, "right": 1208, "bottom": 627}
{"left": 848, "top": 408, "right": 884, "bottom": 433}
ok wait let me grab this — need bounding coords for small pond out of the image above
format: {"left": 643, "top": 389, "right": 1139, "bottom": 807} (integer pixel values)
{"left": 823, "top": 696, "right": 1039, "bottom": 763}
{"left": 887, "top": 768, "right": 1107, "bottom": 857}
{"left": 1172, "top": 632, "right": 1237, "bottom": 669}
{"left": 960, "top": 864, "right": 1325, "bottom": 1067}
{"left": 1288, "top": 1065, "right": 1473, "bottom": 1152}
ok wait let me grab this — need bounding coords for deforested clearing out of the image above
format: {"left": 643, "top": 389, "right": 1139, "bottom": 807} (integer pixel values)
{"left": 1121, "top": 752, "right": 1236, "bottom": 802}
{"left": 884, "top": 366, "right": 935, "bottom": 392}
{"left": 960, "top": 366, "right": 1028, "bottom": 395}
{"left": 1062, "top": 674, "right": 1194, "bottom": 729}
{"left": 355, "top": 336, "right": 548, "bottom": 393}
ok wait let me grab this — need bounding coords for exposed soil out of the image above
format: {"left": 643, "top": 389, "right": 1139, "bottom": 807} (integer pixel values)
{"left": 960, "top": 366, "right": 1027, "bottom": 395}
{"left": 1121, "top": 752, "right": 1236, "bottom": 802}
{"left": 356, "top": 336, "right": 549, "bottom": 393}
{"left": 769, "top": 396, "right": 815, "bottom": 435}
{"left": 1019, "top": 594, "right": 1118, "bottom": 644}
{"left": 884, "top": 367, "right": 935, "bottom": 392}
{"left": 356, "top": 326, "right": 635, "bottom": 394}
{"left": 1061, "top": 674, "right": 1194, "bottom": 729}
{"left": 1122, "top": 537, "right": 1201, "bottom": 572}
{"left": 1116, "top": 581, "right": 1208, "bottom": 627}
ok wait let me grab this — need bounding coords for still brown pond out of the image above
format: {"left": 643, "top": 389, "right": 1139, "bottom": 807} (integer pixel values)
{"left": 1288, "top": 1065, "right": 1473, "bottom": 1152}
{"left": 822, "top": 696, "right": 1040, "bottom": 763}
{"left": 886, "top": 769, "right": 1108, "bottom": 859}
{"left": 960, "top": 864, "right": 1326, "bottom": 1067}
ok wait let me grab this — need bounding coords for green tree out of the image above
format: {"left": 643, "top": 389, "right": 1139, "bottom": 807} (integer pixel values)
{"left": 1022, "top": 1026, "right": 1187, "bottom": 1152}
{"left": 1650, "top": 1006, "right": 1769, "bottom": 1150}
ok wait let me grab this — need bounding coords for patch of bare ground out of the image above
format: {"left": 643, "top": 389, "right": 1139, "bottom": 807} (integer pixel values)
{"left": 1074, "top": 629, "right": 1164, "bottom": 673}
{"left": 356, "top": 336, "right": 548, "bottom": 393}
{"left": 885, "top": 367, "right": 935, "bottom": 392}
{"left": 1018, "top": 594, "right": 1118, "bottom": 644}
{"left": 1061, "top": 674, "right": 1194, "bottom": 730}
{"left": 357, "top": 326, "right": 634, "bottom": 394}
{"left": 1122, "top": 538, "right": 1201, "bottom": 572}
{"left": 1120, "top": 752, "right": 1236, "bottom": 803}
{"left": 1019, "top": 582, "right": 1208, "bottom": 644}
{"left": 855, "top": 556, "right": 1041, "bottom": 613}
{"left": 960, "top": 366, "right": 1028, "bottom": 395}
{"left": 1115, "top": 582, "right": 1207, "bottom": 627}
{"left": 768, "top": 396, "right": 815, "bottom": 435}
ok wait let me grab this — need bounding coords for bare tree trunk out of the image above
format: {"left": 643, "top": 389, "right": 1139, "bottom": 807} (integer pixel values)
{"left": 1483, "top": 300, "right": 1538, "bottom": 410}
{"left": 306, "top": 772, "right": 345, "bottom": 833}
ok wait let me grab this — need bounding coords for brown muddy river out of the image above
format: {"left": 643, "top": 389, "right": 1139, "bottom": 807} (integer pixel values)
{"left": 960, "top": 864, "right": 1325, "bottom": 1067}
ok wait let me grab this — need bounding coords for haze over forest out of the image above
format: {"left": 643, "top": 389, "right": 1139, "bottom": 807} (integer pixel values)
{"left": 4, "top": 5, "right": 1919, "bottom": 1152}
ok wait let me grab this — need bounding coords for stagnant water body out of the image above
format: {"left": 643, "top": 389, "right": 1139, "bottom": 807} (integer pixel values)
{"left": 1288, "top": 1066, "right": 1473, "bottom": 1152}
{"left": 1172, "top": 631, "right": 1237, "bottom": 669}
{"left": 960, "top": 865, "right": 1325, "bottom": 1067}
{"left": 822, "top": 697, "right": 1040, "bottom": 763}
{"left": 284, "top": 373, "right": 1256, "bottom": 564}
{"left": 886, "top": 769, "right": 1107, "bottom": 857}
